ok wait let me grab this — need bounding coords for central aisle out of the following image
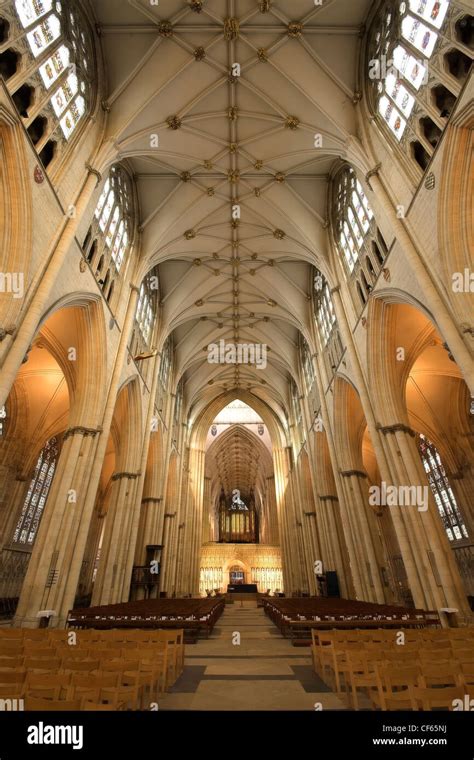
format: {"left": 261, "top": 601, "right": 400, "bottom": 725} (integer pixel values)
{"left": 158, "top": 601, "right": 347, "bottom": 711}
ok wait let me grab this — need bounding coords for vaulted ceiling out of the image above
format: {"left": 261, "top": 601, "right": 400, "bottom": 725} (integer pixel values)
{"left": 94, "top": 0, "right": 372, "bottom": 419}
{"left": 206, "top": 423, "right": 273, "bottom": 506}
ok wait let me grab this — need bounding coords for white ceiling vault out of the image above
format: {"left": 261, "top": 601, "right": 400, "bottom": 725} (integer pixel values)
{"left": 94, "top": 0, "right": 373, "bottom": 419}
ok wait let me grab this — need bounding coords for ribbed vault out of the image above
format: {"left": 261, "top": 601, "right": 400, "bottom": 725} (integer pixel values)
{"left": 206, "top": 423, "right": 273, "bottom": 505}
{"left": 95, "top": 0, "right": 372, "bottom": 411}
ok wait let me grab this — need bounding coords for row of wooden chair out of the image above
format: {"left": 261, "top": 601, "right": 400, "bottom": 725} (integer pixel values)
{"left": 311, "top": 628, "right": 474, "bottom": 710}
{"left": 0, "top": 628, "right": 185, "bottom": 710}
{"left": 0, "top": 627, "right": 184, "bottom": 664}
{"left": 1, "top": 661, "right": 168, "bottom": 709}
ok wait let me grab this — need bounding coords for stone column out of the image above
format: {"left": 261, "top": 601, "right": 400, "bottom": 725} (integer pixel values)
{"left": 311, "top": 353, "right": 365, "bottom": 599}
{"left": 120, "top": 351, "right": 161, "bottom": 601}
{"left": 14, "top": 426, "right": 101, "bottom": 627}
{"left": 380, "top": 423, "right": 472, "bottom": 621}
{"left": 91, "top": 471, "right": 141, "bottom": 606}
{"left": 318, "top": 495, "right": 351, "bottom": 598}
{"left": 201, "top": 477, "right": 212, "bottom": 544}
{"left": 339, "top": 470, "right": 385, "bottom": 603}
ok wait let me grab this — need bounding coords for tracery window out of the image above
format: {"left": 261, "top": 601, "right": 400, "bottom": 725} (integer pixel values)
{"left": 137, "top": 274, "right": 158, "bottom": 343}
{"left": 315, "top": 277, "right": 337, "bottom": 346}
{"left": 368, "top": 1, "right": 473, "bottom": 171}
{"left": 300, "top": 337, "right": 315, "bottom": 392}
{"left": 159, "top": 337, "right": 172, "bottom": 389}
{"left": 82, "top": 165, "right": 134, "bottom": 307}
{"left": 417, "top": 433, "right": 469, "bottom": 542}
{"left": 174, "top": 379, "right": 183, "bottom": 424}
{"left": 0, "top": 0, "right": 93, "bottom": 168}
{"left": 333, "top": 167, "right": 388, "bottom": 308}
{"left": 290, "top": 379, "right": 302, "bottom": 429}
{"left": 313, "top": 269, "right": 344, "bottom": 378}
{"left": 12, "top": 436, "right": 59, "bottom": 547}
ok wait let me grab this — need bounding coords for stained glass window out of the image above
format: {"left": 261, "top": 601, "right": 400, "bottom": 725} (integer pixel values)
{"left": 15, "top": 0, "right": 53, "bottom": 28}
{"left": 26, "top": 13, "right": 61, "bottom": 57}
{"left": 315, "top": 275, "right": 336, "bottom": 346}
{"left": 334, "top": 167, "right": 376, "bottom": 272}
{"left": 417, "top": 433, "right": 469, "bottom": 542}
{"left": 12, "top": 0, "right": 90, "bottom": 148}
{"left": 12, "top": 437, "right": 59, "bottom": 546}
{"left": 136, "top": 278, "right": 157, "bottom": 344}
{"left": 38, "top": 44, "right": 69, "bottom": 89}
{"left": 370, "top": 2, "right": 453, "bottom": 141}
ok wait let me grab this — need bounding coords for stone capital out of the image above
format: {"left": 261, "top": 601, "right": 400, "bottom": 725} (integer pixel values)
{"left": 63, "top": 426, "right": 102, "bottom": 440}
{"left": 111, "top": 471, "right": 141, "bottom": 481}
{"left": 85, "top": 163, "right": 102, "bottom": 186}
{"left": 340, "top": 469, "right": 367, "bottom": 479}
{"left": 365, "top": 163, "right": 382, "bottom": 189}
{"left": 377, "top": 423, "right": 416, "bottom": 438}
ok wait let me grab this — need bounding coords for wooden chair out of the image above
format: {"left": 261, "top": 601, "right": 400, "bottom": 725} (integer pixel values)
{"left": 54, "top": 647, "right": 91, "bottom": 659}
{"left": 418, "top": 649, "right": 453, "bottom": 665}
{"left": 115, "top": 641, "right": 138, "bottom": 650}
{"left": 101, "top": 682, "right": 142, "bottom": 710}
{"left": 0, "top": 630, "right": 23, "bottom": 639}
{"left": 136, "top": 654, "right": 167, "bottom": 696}
{"left": 0, "top": 641, "right": 23, "bottom": 654}
{"left": 25, "top": 696, "right": 82, "bottom": 711}
{"left": 24, "top": 657, "right": 61, "bottom": 671}
{"left": 346, "top": 652, "right": 379, "bottom": 710}
{"left": 452, "top": 649, "right": 474, "bottom": 664}
{"left": 135, "top": 645, "right": 168, "bottom": 689}
{"left": 313, "top": 632, "right": 342, "bottom": 682}
{"left": 26, "top": 673, "right": 71, "bottom": 694}
{"left": 381, "top": 686, "right": 417, "bottom": 711}
{"left": 47, "top": 630, "right": 70, "bottom": 642}
{"left": 411, "top": 685, "right": 465, "bottom": 711}
{"left": 326, "top": 642, "right": 365, "bottom": 694}
{"left": 156, "top": 630, "right": 184, "bottom": 677}
{"left": 0, "top": 683, "right": 24, "bottom": 699}
{"left": 419, "top": 662, "right": 462, "bottom": 688}
{"left": 26, "top": 686, "right": 62, "bottom": 700}
{"left": 22, "top": 631, "right": 48, "bottom": 641}
{"left": 451, "top": 639, "right": 474, "bottom": 653}
{"left": 66, "top": 686, "right": 101, "bottom": 704}
{"left": 459, "top": 662, "right": 474, "bottom": 686}
{"left": 60, "top": 659, "right": 101, "bottom": 672}
{"left": 97, "top": 659, "right": 143, "bottom": 706}
{"left": 0, "top": 671, "right": 26, "bottom": 686}
{"left": 373, "top": 664, "right": 421, "bottom": 711}
{"left": 23, "top": 645, "right": 55, "bottom": 657}
{"left": 0, "top": 656, "right": 24, "bottom": 670}
{"left": 81, "top": 700, "right": 126, "bottom": 711}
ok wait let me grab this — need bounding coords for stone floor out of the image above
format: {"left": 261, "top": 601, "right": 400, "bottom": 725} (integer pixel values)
{"left": 158, "top": 601, "right": 348, "bottom": 711}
